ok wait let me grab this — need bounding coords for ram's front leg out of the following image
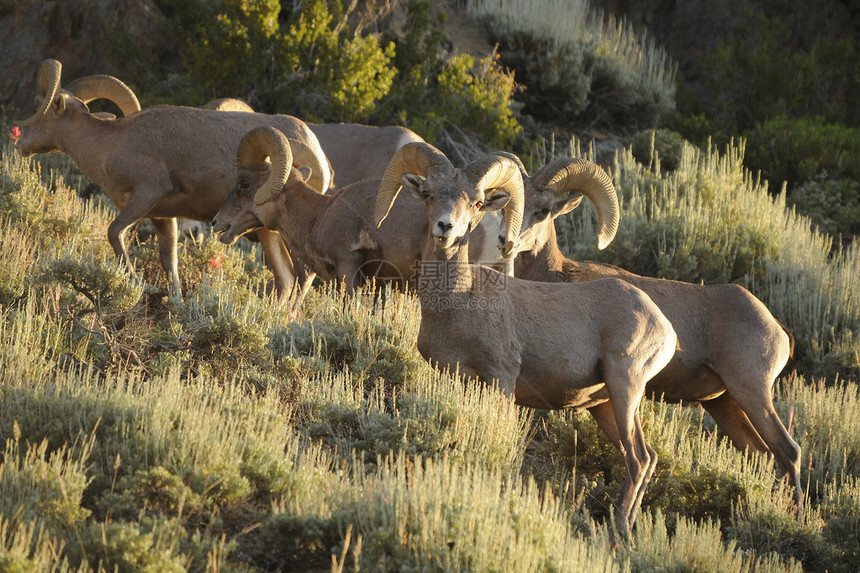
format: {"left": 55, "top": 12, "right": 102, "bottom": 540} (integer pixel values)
{"left": 151, "top": 217, "right": 182, "bottom": 298}
{"left": 257, "top": 228, "right": 297, "bottom": 301}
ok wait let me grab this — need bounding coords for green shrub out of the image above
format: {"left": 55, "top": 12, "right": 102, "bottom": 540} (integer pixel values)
{"left": 0, "top": 433, "right": 92, "bottom": 530}
{"left": 626, "top": 510, "right": 802, "bottom": 573}
{"left": 728, "top": 493, "right": 835, "bottom": 572}
{"left": 629, "top": 128, "right": 688, "bottom": 171}
{"left": 743, "top": 116, "right": 860, "bottom": 188}
{"left": 788, "top": 176, "right": 860, "bottom": 238}
{"left": 465, "top": 0, "right": 676, "bottom": 131}
{"left": 64, "top": 518, "right": 188, "bottom": 573}
{"left": 275, "top": 0, "right": 396, "bottom": 121}
{"left": 0, "top": 517, "right": 69, "bottom": 573}
{"left": 697, "top": 6, "right": 856, "bottom": 136}
{"left": 487, "top": 29, "right": 590, "bottom": 121}
{"left": 323, "top": 454, "right": 613, "bottom": 572}
{"left": 819, "top": 476, "right": 860, "bottom": 572}
{"left": 381, "top": 50, "right": 523, "bottom": 149}
{"left": 97, "top": 466, "right": 203, "bottom": 523}
{"left": 35, "top": 253, "right": 143, "bottom": 315}
{"left": 183, "top": 0, "right": 282, "bottom": 103}
{"left": 180, "top": 0, "right": 396, "bottom": 121}
{"left": 0, "top": 219, "right": 35, "bottom": 306}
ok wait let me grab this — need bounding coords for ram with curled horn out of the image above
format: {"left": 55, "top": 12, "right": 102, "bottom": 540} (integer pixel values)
{"left": 375, "top": 141, "right": 678, "bottom": 541}
{"left": 14, "top": 59, "right": 332, "bottom": 300}
{"left": 499, "top": 154, "right": 804, "bottom": 510}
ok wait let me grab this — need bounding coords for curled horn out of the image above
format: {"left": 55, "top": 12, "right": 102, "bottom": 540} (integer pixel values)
{"left": 237, "top": 127, "right": 292, "bottom": 206}
{"left": 64, "top": 74, "right": 141, "bottom": 117}
{"left": 16, "top": 59, "right": 62, "bottom": 126}
{"left": 464, "top": 156, "right": 525, "bottom": 256}
{"left": 532, "top": 158, "right": 619, "bottom": 250}
{"left": 296, "top": 143, "right": 327, "bottom": 194}
{"left": 375, "top": 142, "right": 454, "bottom": 227}
{"left": 288, "top": 139, "right": 327, "bottom": 195}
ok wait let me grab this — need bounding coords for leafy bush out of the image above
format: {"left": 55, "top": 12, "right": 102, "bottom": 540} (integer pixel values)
{"left": 788, "top": 176, "right": 860, "bottom": 238}
{"left": 394, "top": 51, "right": 522, "bottom": 150}
{"left": 184, "top": 0, "right": 281, "bottom": 102}
{"left": 629, "top": 128, "right": 688, "bottom": 171}
{"left": 464, "top": 0, "right": 676, "bottom": 131}
{"left": 278, "top": 1, "right": 396, "bottom": 121}
{"left": 166, "top": 0, "right": 396, "bottom": 121}
{"left": 696, "top": 6, "right": 856, "bottom": 136}
{"left": 373, "top": 1, "right": 523, "bottom": 150}
{"left": 743, "top": 116, "right": 860, "bottom": 188}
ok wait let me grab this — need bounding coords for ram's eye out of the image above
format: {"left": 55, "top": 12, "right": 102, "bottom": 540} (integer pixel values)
{"left": 475, "top": 200, "right": 484, "bottom": 209}
{"left": 239, "top": 179, "right": 250, "bottom": 190}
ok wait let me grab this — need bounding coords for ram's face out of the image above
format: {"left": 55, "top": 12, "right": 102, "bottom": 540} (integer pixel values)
{"left": 16, "top": 93, "right": 86, "bottom": 156}
{"left": 500, "top": 180, "right": 584, "bottom": 256}
{"left": 212, "top": 166, "right": 267, "bottom": 244}
{"left": 403, "top": 170, "right": 510, "bottom": 252}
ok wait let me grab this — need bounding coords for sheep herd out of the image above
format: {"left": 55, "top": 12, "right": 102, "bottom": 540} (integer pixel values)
{"left": 14, "top": 59, "right": 802, "bottom": 540}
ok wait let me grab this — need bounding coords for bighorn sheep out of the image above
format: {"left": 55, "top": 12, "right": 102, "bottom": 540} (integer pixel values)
{"left": 500, "top": 155, "right": 802, "bottom": 507}
{"left": 15, "top": 59, "right": 331, "bottom": 298}
{"left": 374, "top": 142, "right": 678, "bottom": 539}
{"left": 212, "top": 127, "right": 506, "bottom": 292}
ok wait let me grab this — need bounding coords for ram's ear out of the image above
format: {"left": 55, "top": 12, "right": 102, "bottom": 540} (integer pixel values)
{"left": 51, "top": 94, "right": 66, "bottom": 115}
{"left": 295, "top": 165, "right": 312, "bottom": 183}
{"left": 552, "top": 193, "right": 584, "bottom": 218}
{"left": 482, "top": 190, "right": 511, "bottom": 212}
{"left": 403, "top": 173, "right": 427, "bottom": 201}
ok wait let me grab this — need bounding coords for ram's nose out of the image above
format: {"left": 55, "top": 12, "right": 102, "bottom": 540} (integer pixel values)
{"left": 436, "top": 220, "right": 454, "bottom": 234}
{"left": 211, "top": 218, "right": 233, "bottom": 242}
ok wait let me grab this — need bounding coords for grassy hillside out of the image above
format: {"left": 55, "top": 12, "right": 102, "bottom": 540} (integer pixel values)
{"left": 0, "top": 129, "right": 858, "bottom": 570}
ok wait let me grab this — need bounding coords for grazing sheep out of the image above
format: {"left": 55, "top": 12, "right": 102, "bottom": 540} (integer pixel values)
{"left": 501, "top": 155, "right": 803, "bottom": 507}
{"left": 15, "top": 59, "right": 331, "bottom": 299}
{"left": 374, "top": 142, "right": 678, "bottom": 539}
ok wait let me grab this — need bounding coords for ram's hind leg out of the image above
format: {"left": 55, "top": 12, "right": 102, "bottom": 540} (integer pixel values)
{"left": 589, "top": 400, "right": 657, "bottom": 534}
{"left": 721, "top": 373, "right": 803, "bottom": 509}
{"left": 595, "top": 372, "right": 653, "bottom": 540}
{"left": 702, "top": 392, "right": 770, "bottom": 454}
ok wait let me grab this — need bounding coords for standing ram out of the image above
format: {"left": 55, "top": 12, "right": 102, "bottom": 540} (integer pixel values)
{"left": 499, "top": 154, "right": 803, "bottom": 508}
{"left": 15, "top": 59, "right": 331, "bottom": 299}
{"left": 374, "top": 142, "right": 678, "bottom": 539}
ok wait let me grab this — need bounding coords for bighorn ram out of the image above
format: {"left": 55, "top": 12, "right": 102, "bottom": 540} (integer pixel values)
{"left": 16, "top": 59, "right": 331, "bottom": 298}
{"left": 500, "top": 155, "right": 802, "bottom": 507}
{"left": 212, "top": 127, "right": 501, "bottom": 291}
{"left": 374, "top": 142, "right": 678, "bottom": 539}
